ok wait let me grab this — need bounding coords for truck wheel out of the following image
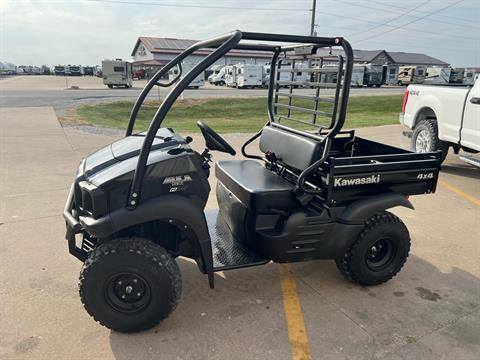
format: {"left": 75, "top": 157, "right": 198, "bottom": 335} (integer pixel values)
{"left": 411, "top": 119, "right": 448, "bottom": 163}
{"left": 335, "top": 212, "right": 410, "bottom": 286}
{"left": 79, "top": 238, "right": 181, "bottom": 333}
{"left": 107, "top": 85, "right": 113, "bottom": 89}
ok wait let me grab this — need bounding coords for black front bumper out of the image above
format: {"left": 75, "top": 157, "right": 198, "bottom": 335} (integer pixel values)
{"left": 63, "top": 183, "right": 90, "bottom": 262}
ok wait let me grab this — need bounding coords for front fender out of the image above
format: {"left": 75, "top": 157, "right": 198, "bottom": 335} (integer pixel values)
{"left": 80, "top": 194, "right": 214, "bottom": 286}
{"left": 338, "top": 193, "right": 414, "bottom": 224}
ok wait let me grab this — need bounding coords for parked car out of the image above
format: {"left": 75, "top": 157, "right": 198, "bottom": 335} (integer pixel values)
{"left": 400, "top": 75, "right": 480, "bottom": 164}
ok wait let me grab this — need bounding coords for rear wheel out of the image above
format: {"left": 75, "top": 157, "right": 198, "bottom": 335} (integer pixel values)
{"left": 411, "top": 119, "right": 449, "bottom": 162}
{"left": 79, "top": 238, "right": 181, "bottom": 332}
{"left": 336, "top": 212, "right": 410, "bottom": 286}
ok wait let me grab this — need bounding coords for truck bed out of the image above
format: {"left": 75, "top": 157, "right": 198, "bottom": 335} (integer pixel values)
{"left": 316, "top": 133, "right": 442, "bottom": 205}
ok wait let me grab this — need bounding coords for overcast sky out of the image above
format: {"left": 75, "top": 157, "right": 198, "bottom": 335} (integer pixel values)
{"left": 1, "top": 0, "right": 479, "bottom": 67}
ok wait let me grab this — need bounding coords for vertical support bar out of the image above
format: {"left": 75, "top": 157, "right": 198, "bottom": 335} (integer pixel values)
{"left": 267, "top": 48, "right": 281, "bottom": 124}
{"left": 330, "top": 55, "right": 344, "bottom": 129}
{"left": 310, "top": 0, "right": 317, "bottom": 36}
{"left": 287, "top": 59, "right": 295, "bottom": 118}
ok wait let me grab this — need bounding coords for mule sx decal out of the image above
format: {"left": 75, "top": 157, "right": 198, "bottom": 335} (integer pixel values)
{"left": 163, "top": 175, "right": 193, "bottom": 187}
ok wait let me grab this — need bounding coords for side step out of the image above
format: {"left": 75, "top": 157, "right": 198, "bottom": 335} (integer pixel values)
{"left": 459, "top": 155, "right": 480, "bottom": 168}
{"left": 205, "top": 209, "right": 269, "bottom": 271}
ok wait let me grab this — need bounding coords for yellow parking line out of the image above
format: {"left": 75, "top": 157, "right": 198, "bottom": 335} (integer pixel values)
{"left": 438, "top": 179, "right": 480, "bottom": 206}
{"left": 279, "top": 264, "right": 312, "bottom": 360}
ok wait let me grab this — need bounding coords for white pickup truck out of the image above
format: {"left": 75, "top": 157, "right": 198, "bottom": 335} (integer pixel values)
{"left": 399, "top": 76, "right": 480, "bottom": 164}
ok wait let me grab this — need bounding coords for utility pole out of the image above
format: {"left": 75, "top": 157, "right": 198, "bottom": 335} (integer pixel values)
{"left": 310, "top": 0, "right": 317, "bottom": 36}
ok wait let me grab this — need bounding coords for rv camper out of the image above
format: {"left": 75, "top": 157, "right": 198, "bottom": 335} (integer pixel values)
{"left": 54, "top": 65, "right": 66, "bottom": 76}
{"left": 264, "top": 63, "right": 290, "bottom": 86}
{"left": 226, "top": 63, "right": 263, "bottom": 88}
{"left": 398, "top": 65, "right": 426, "bottom": 85}
{"left": 70, "top": 65, "right": 84, "bottom": 76}
{"left": 169, "top": 61, "right": 204, "bottom": 89}
{"left": 449, "top": 68, "right": 465, "bottom": 83}
{"left": 210, "top": 66, "right": 226, "bottom": 85}
{"left": 351, "top": 65, "right": 365, "bottom": 87}
{"left": 0, "top": 62, "right": 16, "bottom": 75}
{"left": 464, "top": 69, "right": 479, "bottom": 85}
{"left": 424, "top": 67, "right": 464, "bottom": 85}
{"left": 363, "top": 64, "right": 383, "bottom": 87}
{"left": 383, "top": 64, "right": 399, "bottom": 85}
{"left": 102, "top": 59, "right": 133, "bottom": 88}
{"left": 207, "top": 65, "right": 223, "bottom": 83}
{"left": 225, "top": 65, "right": 236, "bottom": 87}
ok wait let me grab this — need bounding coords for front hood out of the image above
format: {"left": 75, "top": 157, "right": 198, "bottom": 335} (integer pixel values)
{"left": 83, "top": 128, "right": 186, "bottom": 179}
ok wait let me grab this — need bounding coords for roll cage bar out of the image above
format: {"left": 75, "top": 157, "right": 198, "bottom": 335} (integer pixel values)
{"left": 126, "top": 30, "right": 353, "bottom": 207}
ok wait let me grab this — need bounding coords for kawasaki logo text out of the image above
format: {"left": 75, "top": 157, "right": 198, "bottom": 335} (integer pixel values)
{"left": 334, "top": 175, "right": 380, "bottom": 187}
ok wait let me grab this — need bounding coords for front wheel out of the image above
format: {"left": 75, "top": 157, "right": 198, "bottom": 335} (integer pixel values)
{"left": 79, "top": 238, "right": 182, "bottom": 332}
{"left": 336, "top": 212, "right": 410, "bottom": 286}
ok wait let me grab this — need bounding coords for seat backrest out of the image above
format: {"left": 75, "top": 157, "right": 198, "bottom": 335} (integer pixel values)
{"left": 259, "top": 125, "right": 323, "bottom": 171}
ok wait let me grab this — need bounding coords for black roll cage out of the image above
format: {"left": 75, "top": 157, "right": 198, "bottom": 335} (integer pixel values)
{"left": 125, "top": 30, "right": 353, "bottom": 207}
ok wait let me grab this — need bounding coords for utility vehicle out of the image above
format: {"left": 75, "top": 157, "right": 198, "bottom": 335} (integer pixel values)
{"left": 64, "top": 31, "right": 442, "bottom": 333}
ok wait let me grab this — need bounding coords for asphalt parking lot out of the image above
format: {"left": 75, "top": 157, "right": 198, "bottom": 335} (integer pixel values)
{"left": 0, "top": 75, "right": 404, "bottom": 112}
{"left": 0, "top": 103, "right": 479, "bottom": 359}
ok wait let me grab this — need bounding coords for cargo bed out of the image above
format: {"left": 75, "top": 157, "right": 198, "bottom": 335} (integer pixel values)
{"left": 314, "top": 132, "right": 442, "bottom": 205}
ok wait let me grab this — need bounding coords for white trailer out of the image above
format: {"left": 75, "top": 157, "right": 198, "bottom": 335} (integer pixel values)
{"left": 383, "top": 64, "right": 399, "bottom": 85}
{"left": 351, "top": 65, "right": 365, "bottom": 87}
{"left": 169, "top": 61, "right": 204, "bottom": 89}
{"left": 464, "top": 69, "right": 479, "bottom": 85}
{"left": 228, "top": 63, "right": 263, "bottom": 88}
{"left": 363, "top": 64, "right": 383, "bottom": 87}
{"left": 398, "top": 65, "right": 426, "bottom": 85}
{"left": 0, "top": 62, "right": 16, "bottom": 75}
{"left": 263, "top": 62, "right": 308, "bottom": 87}
{"left": 263, "top": 64, "right": 290, "bottom": 86}
{"left": 224, "top": 65, "right": 236, "bottom": 87}
{"left": 424, "top": 67, "right": 464, "bottom": 85}
{"left": 102, "top": 59, "right": 133, "bottom": 88}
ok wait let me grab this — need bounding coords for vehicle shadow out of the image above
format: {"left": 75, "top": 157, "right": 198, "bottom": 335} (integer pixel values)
{"left": 441, "top": 162, "right": 479, "bottom": 180}
{"left": 109, "top": 255, "right": 480, "bottom": 360}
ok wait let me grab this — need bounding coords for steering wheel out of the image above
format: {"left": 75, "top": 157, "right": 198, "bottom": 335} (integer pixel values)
{"left": 196, "top": 121, "right": 236, "bottom": 156}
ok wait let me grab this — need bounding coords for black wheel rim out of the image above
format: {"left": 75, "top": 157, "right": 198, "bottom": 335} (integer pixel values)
{"left": 365, "top": 238, "right": 395, "bottom": 271}
{"left": 105, "top": 272, "right": 151, "bottom": 313}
